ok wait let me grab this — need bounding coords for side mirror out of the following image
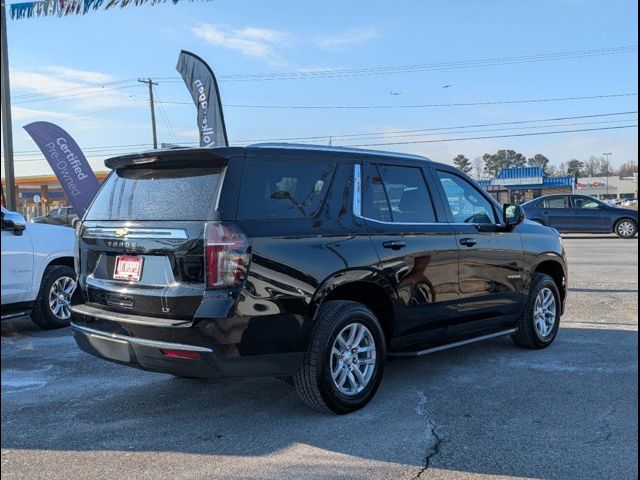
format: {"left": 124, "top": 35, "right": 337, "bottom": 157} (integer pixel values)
{"left": 2, "top": 218, "right": 26, "bottom": 236}
{"left": 503, "top": 204, "right": 525, "bottom": 228}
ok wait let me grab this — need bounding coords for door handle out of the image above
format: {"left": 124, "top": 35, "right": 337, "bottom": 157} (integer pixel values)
{"left": 382, "top": 240, "right": 406, "bottom": 250}
{"left": 459, "top": 238, "right": 477, "bottom": 247}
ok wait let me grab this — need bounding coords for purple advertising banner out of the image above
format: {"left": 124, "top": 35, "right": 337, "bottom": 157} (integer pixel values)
{"left": 23, "top": 121, "right": 100, "bottom": 216}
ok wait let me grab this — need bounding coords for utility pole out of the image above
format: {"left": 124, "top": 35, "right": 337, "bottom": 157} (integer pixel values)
{"left": 1, "top": 2, "right": 16, "bottom": 210}
{"left": 138, "top": 78, "right": 158, "bottom": 149}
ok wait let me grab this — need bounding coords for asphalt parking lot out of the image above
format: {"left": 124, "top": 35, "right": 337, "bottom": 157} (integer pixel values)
{"left": 2, "top": 235, "right": 637, "bottom": 480}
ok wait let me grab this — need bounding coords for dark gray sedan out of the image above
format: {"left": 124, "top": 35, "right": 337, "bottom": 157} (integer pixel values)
{"left": 521, "top": 194, "right": 638, "bottom": 239}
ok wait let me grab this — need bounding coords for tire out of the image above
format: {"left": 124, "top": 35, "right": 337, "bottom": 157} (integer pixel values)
{"left": 614, "top": 218, "right": 637, "bottom": 239}
{"left": 30, "top": 265, "right": 77, "bottom": 330}
{"left": 294, "top": 300, "right": 386, "bottom": 414}
{"left": 512, "top": 273, "right": 561, "bottom": 349}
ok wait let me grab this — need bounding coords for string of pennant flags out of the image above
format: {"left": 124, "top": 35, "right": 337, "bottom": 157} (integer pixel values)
{"left": 9, "top": 0, "right": 212, "bottom": 20}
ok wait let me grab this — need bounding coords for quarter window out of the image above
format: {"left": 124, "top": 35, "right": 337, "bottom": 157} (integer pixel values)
{"left": 436, "top": 171, "right": 496, "bottom": 224}
{"left": 237, "top": 159, "right": 334, "bottom": 219}
{"left": 362, "top": 164, "right": 436, "bottom": 223}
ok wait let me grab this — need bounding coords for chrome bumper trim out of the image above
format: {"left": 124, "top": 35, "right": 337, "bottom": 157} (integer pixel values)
{"left": 70, "top": 303, "right": 190, "bottom": 327}
{"left": 70, "top": 323, "right": 214, "bottom": 353}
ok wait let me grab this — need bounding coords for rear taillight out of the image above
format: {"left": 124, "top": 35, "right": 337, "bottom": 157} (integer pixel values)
{"left": 204, "top": 222, "right": 250, "bottom": 289}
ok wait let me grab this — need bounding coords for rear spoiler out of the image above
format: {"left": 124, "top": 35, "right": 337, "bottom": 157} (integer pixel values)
{"left": 104, "top": 147, "right": 243, "bottom": 170}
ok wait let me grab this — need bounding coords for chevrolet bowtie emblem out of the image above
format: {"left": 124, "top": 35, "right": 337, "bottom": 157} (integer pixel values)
{"left": 115, "top": 228, "right": 128, "bottom": 238}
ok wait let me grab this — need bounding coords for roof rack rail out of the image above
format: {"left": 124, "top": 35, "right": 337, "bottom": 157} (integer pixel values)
{"left": 248, "top": 142, "right": 430, "bottom": 162}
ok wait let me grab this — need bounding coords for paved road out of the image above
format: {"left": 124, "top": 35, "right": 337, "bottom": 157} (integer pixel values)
{"left": 2, "top": 235, "right": 637, "bottom": 480}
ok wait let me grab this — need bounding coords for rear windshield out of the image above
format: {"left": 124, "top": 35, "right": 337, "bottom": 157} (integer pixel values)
{"left": 237, "top": 159, "right": 334, "bottom": 220}
{"left": 85, "top": 166, "right": 223, "bottom": 221}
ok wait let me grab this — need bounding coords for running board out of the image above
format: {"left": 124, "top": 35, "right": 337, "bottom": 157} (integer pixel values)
{"left": 387, "top": 329, "right": 516, "bottom": 358}
{"left": 1, "top": 311, "right": 31, "bottom": 321}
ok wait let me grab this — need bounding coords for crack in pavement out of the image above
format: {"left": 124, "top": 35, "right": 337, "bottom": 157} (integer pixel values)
{"left": 413, "top": 390, "right": 445, "bottom": 478}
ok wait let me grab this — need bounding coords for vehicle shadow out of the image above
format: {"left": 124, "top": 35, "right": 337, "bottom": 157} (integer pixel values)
{"left": 561, "top": 234, "right": 637, "bottom": 240}
{"left": 1, "top": 320, "right": 638, "bottom": 480}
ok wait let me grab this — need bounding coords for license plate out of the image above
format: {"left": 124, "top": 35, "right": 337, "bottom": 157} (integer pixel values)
{"left": 113, "top": 256, "right": 144, "bottom": 281}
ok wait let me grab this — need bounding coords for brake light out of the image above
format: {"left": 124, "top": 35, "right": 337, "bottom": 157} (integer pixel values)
{"left": 204, "top": 223, "right": 249, "bottom": 289}
{"left": 160, "top": 349, "right": 201, "bottom": 359}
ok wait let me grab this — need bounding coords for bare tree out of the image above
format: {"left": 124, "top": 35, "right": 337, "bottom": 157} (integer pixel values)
{"left": 617, "top": 161, "right": 639, "bottom": 178}
{"left": 584, "top": 155, "right": 605, "bottom": 176}
{"left": 472, "top": 156, "right": 485, "bottom": 179}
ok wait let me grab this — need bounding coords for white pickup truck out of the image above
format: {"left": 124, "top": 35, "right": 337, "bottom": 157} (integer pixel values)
{"left": 1, "top": 206, "right": 77, "bottom": 329}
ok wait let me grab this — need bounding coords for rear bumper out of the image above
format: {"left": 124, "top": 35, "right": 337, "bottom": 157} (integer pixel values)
{"left": 71, "top": 323, "right": 304, "bottom": 379}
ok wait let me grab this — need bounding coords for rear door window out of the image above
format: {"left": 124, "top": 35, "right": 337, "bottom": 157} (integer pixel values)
{"left": 237, "top": 159, "right": 334, "bottom": 220}
{"left": 363, "top": 164, "right": 436, "bottom": 223}
{"left": 545, "top": 196, "right": 569, "bottom": 209}
{"left": 85, "top": 166, "right": 224, "bottom": 221}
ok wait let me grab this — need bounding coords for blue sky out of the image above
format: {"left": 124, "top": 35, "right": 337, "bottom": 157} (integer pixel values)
{"left": 2, "top": 0, "right": 638, "bottom": 176}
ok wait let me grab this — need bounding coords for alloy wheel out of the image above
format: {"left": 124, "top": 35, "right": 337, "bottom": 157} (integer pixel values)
{"left": 533, "top": 287, "right": 557, "bottom": 339}
{"left": 48, "top": 276, "right": 77, "bottom": 320}
{"left": 330, "top": 322, "right": 377, "bottom": 396}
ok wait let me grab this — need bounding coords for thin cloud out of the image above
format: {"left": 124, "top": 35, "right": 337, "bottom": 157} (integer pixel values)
{"left": 317, "top": 27, "right": 380, "bottom": 51}
{"left": 10, "top": 67, "right": 136, "bottom": 110}
{"left": 41, "top": 66, "right": 113, "bottom": 84}
{"left": 192, "top": 24, "right": 290, "bottom": 63}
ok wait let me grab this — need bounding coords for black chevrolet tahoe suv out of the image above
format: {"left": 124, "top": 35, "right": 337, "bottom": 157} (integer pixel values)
{"left": 71, "top": 143, "right": 568, "bottom": 414}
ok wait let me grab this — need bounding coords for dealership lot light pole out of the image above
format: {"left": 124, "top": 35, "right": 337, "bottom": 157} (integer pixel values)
{"left": 603, "top": 152, "right": 613, "bottom": 197}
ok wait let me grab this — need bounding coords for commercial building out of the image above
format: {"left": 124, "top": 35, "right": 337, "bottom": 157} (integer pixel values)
{"left": 575, "top": 174, "right": 638, "bottom": 200}
{"left": 477, "top": 167, "right": 574, "bottom": 205}
{"left": 1, "top": 172, "right": 109, "bottom": 218}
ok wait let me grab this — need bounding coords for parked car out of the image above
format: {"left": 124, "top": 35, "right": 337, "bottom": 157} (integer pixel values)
{"left": 71, "top": 144, "right": 568, "bottom": 414}
{"left": 521, "top": 194, "right": 638, "bottom": 239}
{"left": 32, "top": 206, "right": 79, "bottom": 228}
{"left": 1, "top": 208, "right": 77, "bottom": 328}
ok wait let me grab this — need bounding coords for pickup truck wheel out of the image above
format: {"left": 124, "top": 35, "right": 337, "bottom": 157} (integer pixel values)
{"left": 614, "top": 219, "right": 637, "bottom": 239}
{"left": 294, "top": 300, "right": 385, "bottom": 414}
{"left": 512, "top": 273, "right": 560, "bottom": 349}
{"left": 31, "top": 265, "right": 77, "bottom": 330}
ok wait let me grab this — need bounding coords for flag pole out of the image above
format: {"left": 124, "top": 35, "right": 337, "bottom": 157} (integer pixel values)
{"left": 1, "top": 1, "right": 16, "bottom": 211}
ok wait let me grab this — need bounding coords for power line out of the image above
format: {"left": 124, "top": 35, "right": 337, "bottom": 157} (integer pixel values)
{"left": 4, "top": 124, "right": 637, "bottom": 163}
{"left": 4, "top": 111, "right": 637, "bottom": 157}
{"left": 12, "top": 83, "right": 141, "bottom": 105}
{"left": 231, "top": 111, "right": 638, "bottom": 143}
{"left": 333, "top": 118, "right": 637, "bottom": 145}
{"left": 350, "top": 125, "right": 638, "bottom": 147}
{"left": 154, "top": 92, "right": 179, "bottom": 144}
{"left": 11, "top": 79, "right": 139, "bottom": 100}
{"left": 153, "top": 46, "right": 638, "bottom": 82}
{"left": 204, "top": 93, "right": 637, "bottom": 110}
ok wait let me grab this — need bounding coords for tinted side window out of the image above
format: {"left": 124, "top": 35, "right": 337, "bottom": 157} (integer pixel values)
{"left": 237, "top": 159, "right": 334, "bottom": 220}
{"left": 437, "top": 171, "right": 496, "bottom": 224}
{"left": 362, "top": 164, "right": 392, "bottom": 222}
{"left": 363, "top": 164, "right": 436, "bottom": 223}
{"left": 545, "top": 197, "right": 569, "bottom": 209}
